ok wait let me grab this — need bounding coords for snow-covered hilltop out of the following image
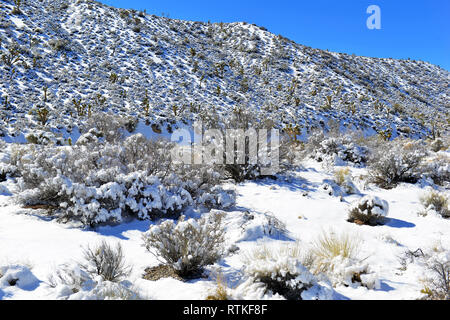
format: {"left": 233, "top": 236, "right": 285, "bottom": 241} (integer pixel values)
{"left": 0, "top": 0, "right": 449, "bottom": 142}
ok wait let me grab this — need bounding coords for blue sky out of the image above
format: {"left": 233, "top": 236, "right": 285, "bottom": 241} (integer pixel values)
{"left": 100, "top": 0, "right": 449, "bottom": 70}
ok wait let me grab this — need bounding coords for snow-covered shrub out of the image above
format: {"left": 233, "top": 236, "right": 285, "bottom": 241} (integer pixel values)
{"left": 310, "top": 231, "right": 379, "bottom": 289}
{"left": 81, "top": 241, "right": 131, "bottom": 282}
{"left": 419, "top": 190, "right": 449, "bottom": 218}
{"left": 13, "top": 130, "right": 235, "bottom": 226}
{"left": 0, "top": 264, "right": 40, "bottom": 290}
{"left": 239, "top": 212, "right": 290, "bottom": 241}
{"left": 421, "top": 249, "right": 450, "bottom": 300}
{"left": 142, "top": 212, "right": 226, "bottom": 278}
{"left": 262, "top": 213, "right": 288, "bottom": 238}
{"left": 221, "top": 109, "right": 281, "bottom": 182}
{"left": 278, "top": 135, "right": 305, "bottom": 169}
{"left": 25, "top": 130, "right": 59, "bottom": 145}
{"left": 224, "top": 163, "right": 262, "bottom": 182}
{"left": 429, "top": 138, "right": 446, "bottom": 152}
{"left": 334, "top": 167, "right": 350, "bottom": 186}
{"left": 80, "top": 112, "right": 134, "bottom": 144}
{"left": 311, "top": 231, "right": 360, "bottom": 267}
{"left": 421, "top": 153, "right": 450, "bottom": 186}
{"left": 318, "top": 181, "right": 343, "bottom": 197}
{"left": 241, "top": 243, "right": 335, "bottom": 300}
{"left": 334, "top": 168, "right": 358, "bottom": 195}
{"left": 205, "top": 273, "right": 230, "bottom": 300}
{"left": 48, "top": 263, "right": 139, "bottom": 300}
{"left": 304, "top": 131, "right": 368, "bottom": 167}
{"left": 347, "top": 195, "right": 389, "bottom": 226}
{"left": 47, "top": 264, "right": 92, "bottom": 294}
{"left": 368, "top": 139, "right": 427, "bottom": 188}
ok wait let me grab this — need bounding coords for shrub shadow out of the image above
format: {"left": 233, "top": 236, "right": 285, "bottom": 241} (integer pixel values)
{"left": 384, "top": 218, "right": 415, "bottom": 229}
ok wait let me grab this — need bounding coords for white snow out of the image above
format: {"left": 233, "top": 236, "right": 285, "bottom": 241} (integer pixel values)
{"left": 1, "top": 157, "right": 448, "bottom": 300}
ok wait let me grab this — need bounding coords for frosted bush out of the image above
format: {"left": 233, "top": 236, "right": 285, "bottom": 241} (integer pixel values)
{"left": 318, "top": 181, "right": 343, "bottom": 197}
{"left": 13, "top": 131, "right": 235, "bottom": 226}
{"left": 0, "top": 265, "right": 40, "bottom": 290}
{"left": 81, "top": 112, "right": 135, "bottom": 143}
{"left": 305, "top": 131, "right": 368, "bottom": 167}
{"left": 0, "top": 147, "right": 16, "bottom": 181}
{"left": 309, "top": 231, "right": 379, "bottom": 289}
{"left": 334, "top": 168, "right": 359, "bottom": 195}
{"left": 241, "top": 243, "right": 336, "bottom": 300}
{"left": 419, "top": 190, "right": 449, "bottom": 218}
{"left": 347, "top": 195, "right": 389, "bottom": 226}
{"left": 421, "top": 153, "right": 450, "bottom": 186}
{"left": 422, "top": 249, "right": 450, "bottom": 300}
{"left": 368, "top": 139, "right": 427, "bottom": 188}
{"left": 142, "top": 212, "right": 226, "bottom": 278}
{"left": 221, "top": 109, "right": 281, "bottom": 182}
{"left": 81, "top": 241, "right": 131, "bottom": 282}
{"left": 316, "top": 256, "right": 379, "bottom": 289}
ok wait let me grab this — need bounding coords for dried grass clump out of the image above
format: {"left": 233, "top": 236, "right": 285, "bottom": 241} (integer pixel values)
{"left": 420, "top": 191, "right": 449, "bottom": 218}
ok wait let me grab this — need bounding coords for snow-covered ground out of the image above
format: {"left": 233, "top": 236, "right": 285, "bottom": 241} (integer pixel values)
{"left": 1, "top": 158, "right": 448, "bottom": 300}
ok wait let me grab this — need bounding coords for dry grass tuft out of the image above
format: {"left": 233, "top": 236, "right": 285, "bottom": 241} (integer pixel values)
{"left": 334, "top": 167, "right": 351, "bottom": 186}
{"left": 310, "top": 230, "right": 361, "bottom": 273}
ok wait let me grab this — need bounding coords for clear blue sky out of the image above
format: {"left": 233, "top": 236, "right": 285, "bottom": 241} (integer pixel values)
{"left": 100, "top": 0, "right": 449, "bottom": 70}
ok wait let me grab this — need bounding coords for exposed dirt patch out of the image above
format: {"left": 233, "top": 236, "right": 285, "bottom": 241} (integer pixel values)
{"left": 143, "top": 265, "right": 183, "bottom": 281}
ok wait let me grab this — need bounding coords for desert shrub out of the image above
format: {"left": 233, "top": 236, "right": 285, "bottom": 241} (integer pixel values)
{"left": 278, "top": 135, "right": 305, "bottom": 169}
{"left": 223, "top": 162, "right": 261, "bottom": 182}
{"left": 311, "top": 231, "right": 360, "bottom": 267}
{"left": 13, "top": 119, "right": 235, "bottom": 226}
{"left": 304, "top": 131, "right": 368, "bottom": 167}
{"left": 47, "top": 263, "right": 139, "bottom": 300}
{"left": 262, "top": 213, "right": 288, "bottom": 238}
{"left": 0, "top": 146, "right": 8, "bottom": 182}
{"left": 221, "top": 109, "right": 280, "bottom": 182}
{"left": 309, "top": 231, "right": 378, "bottom": 289}
{"left": 173, "top": 164, "right": 235, "bottom": 210}
{"left": 419, "top": 191, "right": 449, "bottom": 218}
{"left": 239, "top": 211, "right": 290, "bottom": 241}
{"left": 206, "top": 273, "right": 230, "bottom": 300}
{"left": 368, "top": 139, "right": 427, "bottom": 188}
{"left": 429, "top": 138, "right": 446, "bottom": 152}
{"left": 347, "top": 195, "right": 389, "bottom": 226}
{"left": 48, "top": 39, "right": 69, "bottom": 51}
{"left": 0, "top": 265, "right": 39, "bottom": 290}
{"left": 81, "top": 241, "right": 131, "bottom": 282}
{"left": 241, "top": 243, "right": 335, "bottom": 300}
{"left": 47, "top": 264, "right": 92, "bottom": 293}
{"left": 15, "top": 144, "right": 191, "bottom": 225}
{"left": 142, "top": 212, "right": 225, "bottom": 278}
{"left": 334, "top": 167, "right": 358, "bottom": 195}
{"left": 334, "top": 167, "right": 350, "bottom": 186}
